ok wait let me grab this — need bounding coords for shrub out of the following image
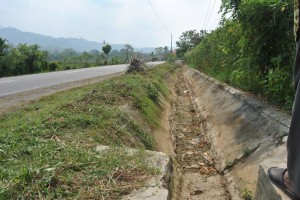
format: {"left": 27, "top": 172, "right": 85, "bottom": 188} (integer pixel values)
{"left": 264, "top": 67, "right": 293, "bottom": 107}
{"left": 48, "top": 62, "right": 59, "bottom": 71}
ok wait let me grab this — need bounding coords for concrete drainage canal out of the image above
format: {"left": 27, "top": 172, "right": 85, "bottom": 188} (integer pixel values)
{"left": 120, "top": 66, "right": 291, "bottom": 200}
{"left": 156, "top": 66, "right": 291, "bottom": 200}
{"left": 169, "top": 69, "right": 230, "bottom": 199}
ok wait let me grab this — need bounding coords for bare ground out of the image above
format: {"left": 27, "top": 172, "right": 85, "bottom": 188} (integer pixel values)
{"left": 168, "top": 69, "right": 231, "bottom": 200}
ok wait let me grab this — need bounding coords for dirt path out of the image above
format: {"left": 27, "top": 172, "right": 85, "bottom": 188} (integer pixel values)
{"left": 170, "top": 69, "right": 230, "bottom": 200}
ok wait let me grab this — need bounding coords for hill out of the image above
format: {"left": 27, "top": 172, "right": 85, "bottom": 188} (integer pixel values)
{"left": 0, "top": 27, "right": 154, "bottom": 53}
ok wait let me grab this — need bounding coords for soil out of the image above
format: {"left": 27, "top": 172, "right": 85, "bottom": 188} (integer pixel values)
{"left": 166, "top": 69, "right": 231, "bottom": 200}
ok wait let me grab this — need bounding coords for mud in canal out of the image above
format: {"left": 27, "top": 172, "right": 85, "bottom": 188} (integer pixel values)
{"left": 165, "top": 69, "right": 231, "bottom": 200}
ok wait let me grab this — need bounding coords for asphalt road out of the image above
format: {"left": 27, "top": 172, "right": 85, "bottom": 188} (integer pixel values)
{"left": 0, "top": 62, "right": 164, "bottom": 97}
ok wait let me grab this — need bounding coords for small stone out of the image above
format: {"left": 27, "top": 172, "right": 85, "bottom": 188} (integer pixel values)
{"left": 96, "top": 145, "right": 110, "bottom": 152}
{"left": 190, "top": 137, "right": 201, "bottom": 145}
{"left": 191, "top": 190, "right": 203, "bottom": 196}
{"left": 186, "top": 164, "right": 200, "bottom": 169}
{"left": 45, "top": 167, "right": 55, "bottom": 172}
{"left": 282, "top": 136, "right": 288, "bottom": 144}
{"left": 203, "top": 152, "right": 214, "bottom": 164}
{"left": 177, "top": 133, "right": 186, "bottom": 139}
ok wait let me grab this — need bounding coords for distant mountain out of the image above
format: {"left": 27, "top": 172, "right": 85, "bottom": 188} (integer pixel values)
{"left": 0, "top": 27, "right": 155, "bottom": 53}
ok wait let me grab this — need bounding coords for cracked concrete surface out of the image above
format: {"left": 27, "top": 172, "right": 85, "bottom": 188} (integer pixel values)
{"left": 183, "top": 67, "right": 291, "bottom": 199}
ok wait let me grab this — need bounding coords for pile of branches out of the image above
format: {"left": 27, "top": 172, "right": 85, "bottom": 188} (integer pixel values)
{"left": 126, "top": 56, "right": 147, "bottom": 73}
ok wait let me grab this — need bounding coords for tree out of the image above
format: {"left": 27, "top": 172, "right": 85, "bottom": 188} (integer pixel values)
{"left": 49, "top": 62, "right": 59, "bottom": 71}
{"left": 163, "top": 46, "right": 169, "bottom": 60}
{"left": 102, "top": 44, "right": 112, "bottom": 65}
{"left": 81, "top": 51, "right": 91, "bottom": 67}
{"left": 97, "top": 53, "right": 106, "bottom": 65}
{"left": 0, "top": 38, "right": 8, "bottom": 56}
{"left": 176, "top": 30, "right": 206, "bottom": 58}
{"left": 124, "top": 44, "right": 134, "bottom": 61}
{"left": 150, "top": 51, "right": 155, "bottom": 61}
{"left": 155, "top": 47, "right": 163, "bottom": 60}
{"left": 61, "top": 48, "right": 77, "bottom": 63}
{"left": 15, "top": 44, "right": 47, "bottom": 74}
{"left": 220, "top": 0, "right": 241, "bottom": 19}
{"left": 0, "top": 38, "right": 9, "bottom": 76}
{"left": 163, "top": 46, "right": 168, "bottom": 54}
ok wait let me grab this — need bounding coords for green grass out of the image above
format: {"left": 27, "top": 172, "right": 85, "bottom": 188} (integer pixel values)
{"left": 0, "top": 62, "right": 178, "bottom": 199}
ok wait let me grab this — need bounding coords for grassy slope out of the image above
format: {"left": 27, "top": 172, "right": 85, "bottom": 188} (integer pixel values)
{"left": 0, "top": 63, "right": 177, "bottom": 199}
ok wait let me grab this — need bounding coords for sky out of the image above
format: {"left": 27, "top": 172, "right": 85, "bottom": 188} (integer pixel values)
{"left": 0, "top": 0, "right": 222, "bottom": 48}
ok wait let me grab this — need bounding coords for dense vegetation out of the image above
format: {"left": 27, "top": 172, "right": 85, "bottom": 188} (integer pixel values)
{"left": 0, "top": 38, "right": 171, "bottom": 78}
{"left": 0, "top": 63, "right": 178, "bottom": 199}
{"left": 183, "top": 0, "right": 295, "bottom": 110}
{"left": 0, "top": 39, "right": 48, "bottom": 77}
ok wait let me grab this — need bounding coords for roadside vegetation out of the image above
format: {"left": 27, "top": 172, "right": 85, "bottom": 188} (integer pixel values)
{"left": 178, "top": 0, "right": 294, "bottom": 110}
{"left": 0, "top": 62, "right": 178, "bottom": 199}
{"left": 0, "top": 38, "right": 173, "bottom": 78}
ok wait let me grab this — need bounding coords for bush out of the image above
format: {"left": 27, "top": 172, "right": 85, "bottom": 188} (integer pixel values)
{"left": 264, "top": 67, "right": 293, "bottom": 107}
{"left": 110, "top": 56, "right": 121, "bottom": 65}
{"left": 64, "top": 65, "right": 72, "bottom": 70}
{"left": 48, "top": 62, "right": 59, "bottom": 71}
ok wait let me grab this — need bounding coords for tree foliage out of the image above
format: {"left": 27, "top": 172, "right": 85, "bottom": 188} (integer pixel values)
{"left": 102, "top": 44, "right": 112, "bottom": 65}
{"left": 102, "top": 44, "right": 112, "bottom": 56}
{"left": 124, "top": 44, "right": 134, "bottom": 61}
{"left": 0, "top": 38, "right": 165, "bottom": 77}
{"left": 0, "top": 40, "right": 48, "bottom": 77}
{"left": 185, "top": 0, "right": 294, "bottom": 109}
{"left": 220, "top": 0, "right": 241, "bottom": 19}
{"left": 0, "top": 38, "right": 8, "bottom": 56}
{"left": 176, "top": 30, "right": 207, "bottom": 58}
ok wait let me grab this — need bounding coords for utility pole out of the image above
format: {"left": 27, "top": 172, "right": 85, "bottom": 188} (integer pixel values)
{"left": 171, "top": 34, "right": 173, "bottom": 53}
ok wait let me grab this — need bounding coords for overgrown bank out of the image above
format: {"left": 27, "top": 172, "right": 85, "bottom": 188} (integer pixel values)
{"left": 0, "top": 63, "right": 178, "bottom": 199}
{"left": 184, "top": 0, "right": 294, "bottom": 110}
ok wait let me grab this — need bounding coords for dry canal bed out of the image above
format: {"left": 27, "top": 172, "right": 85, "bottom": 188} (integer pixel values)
{"left": 169, "top": 69, "right": 230, "bottom": 199}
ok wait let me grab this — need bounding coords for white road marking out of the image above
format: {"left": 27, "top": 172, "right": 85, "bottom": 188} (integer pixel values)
{"left": 0, "top": 80, "right": 16, "bottom": 84}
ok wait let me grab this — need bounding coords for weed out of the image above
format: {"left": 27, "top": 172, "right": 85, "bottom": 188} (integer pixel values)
{"left": 243, "top": 147, "right": 251, "bottom": 157}
{"left": 242, "top": 188, "right": 253, "bottom": 200}
{"left": 225, "top": 160, "right": 234, "bottom": 169}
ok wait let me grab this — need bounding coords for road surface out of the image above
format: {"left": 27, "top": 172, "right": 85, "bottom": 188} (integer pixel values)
{"left": 0, "top": 62, "right": 164, "bottom": 97}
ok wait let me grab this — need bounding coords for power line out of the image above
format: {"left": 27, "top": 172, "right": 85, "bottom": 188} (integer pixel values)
{"left": 147, "top": 0, "right": 170, "bottom": 34}
{"left": 205, "top": 0, "right": 217, "bottom": 29}
{"left": 202, "top": 0, "right": 212, "bottom": 29}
